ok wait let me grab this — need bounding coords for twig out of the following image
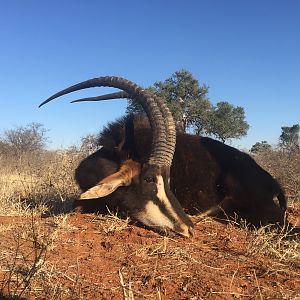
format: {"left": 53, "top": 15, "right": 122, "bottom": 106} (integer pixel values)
{"left": 118, "top": 268, "right": 134, "bottom": 300}
{"left": 119, "top": 268, "right": 128, "bottom": 300}
{"left": 209, "top": 291, "right": 251, "bottom": 297}
{"left": 156, "top": 286, "right": 162, "bottom": 300}
{"left": 128, "top": 280, "right": 134, "bottom": 300}
{"left": 253, "top": 270, "right": 263, "bottom": 300}
{"left": 229, "top": 266, "right": 239, "bottom": 293}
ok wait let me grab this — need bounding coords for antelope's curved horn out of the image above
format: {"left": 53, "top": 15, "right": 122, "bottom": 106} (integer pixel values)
{"left": 39, "top": 76, "right": 174, "bottom": 166}
{"left": 70, "top": 90, "right": 176, "bottom": 165}
{"left": 70, "top": 91, "right": 129, "bottom": 103}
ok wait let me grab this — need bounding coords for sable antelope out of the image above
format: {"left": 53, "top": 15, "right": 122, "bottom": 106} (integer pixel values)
{"left": 77, "top": 113, "right": 286, "bottom": 226}
{"left": 40, "top": 76, "right": 287, "bottom": 235}
{"left": 39, "top": 76, "right": 194, "bottom": 237}
{"left": 70, "top": 90, "right": 287, "bottom": 227}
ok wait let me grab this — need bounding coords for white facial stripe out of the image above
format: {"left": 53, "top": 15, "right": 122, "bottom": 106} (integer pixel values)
{"left": 137, "top": 201, "right": 174, "bottom": 230}
{"left": 156, "top": 175, "right": 180, "bottom": 222}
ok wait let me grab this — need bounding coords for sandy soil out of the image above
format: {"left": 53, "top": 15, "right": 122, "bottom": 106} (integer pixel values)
{"left": 0, "top": 210, "right": 299, "bottom": 300}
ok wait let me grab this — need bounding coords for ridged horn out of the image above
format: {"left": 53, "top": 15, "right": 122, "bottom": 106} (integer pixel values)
{"left": 39, "top": 76, "right": 174, "bottom": 166}
{"left": 70, "top": 91, "right": 129, "bottom": 103}
{"left": 70, "top": 91, "right": 176, "bottom": 166}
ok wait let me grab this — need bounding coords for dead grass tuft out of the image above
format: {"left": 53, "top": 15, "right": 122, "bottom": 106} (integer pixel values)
{"left": 0, "top": 149, "right": 83, "bottom": 216}
{"left": 246, "top": 224, "right": 300, "bottom": 267}
{"left": 91, "top": 210, "right": 131, "bottom": 235}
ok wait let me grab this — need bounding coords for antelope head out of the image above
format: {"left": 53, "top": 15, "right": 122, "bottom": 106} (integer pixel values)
{"left": 40, "top": 76, "right": 194, "bottom": 237}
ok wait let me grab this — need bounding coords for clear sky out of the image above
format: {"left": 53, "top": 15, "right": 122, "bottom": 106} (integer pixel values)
{"left": 0, "top": 0, "right": 299, "bottom": 150}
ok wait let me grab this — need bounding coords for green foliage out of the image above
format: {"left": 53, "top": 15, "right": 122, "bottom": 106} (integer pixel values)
{"left": 127, "top": 70, "right": 249, "bottom": 142}
{"left": 127, "top": 69, "right": 211, "bottom": 133}
{"left": 152, "top": 70, "right": 211, "bottom": 133}
{"left": 250, "top": 141, "right": 272, "bottom": 154}
{"left": 208, "top": 101, "right": 249, "bottom": 143}
{"left": 0, "top": 123, "right": 48, "bottom": 157}
{"left": 279, "top": 124, "right": 300, "bottom": 151}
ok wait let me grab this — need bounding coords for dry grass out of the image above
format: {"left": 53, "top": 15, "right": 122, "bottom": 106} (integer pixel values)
{"left": 246, "top": 225, "right": 300, "bottom": 267}
{"left": 0, "top": 150, "right": 85, "bottom": 298}
{"left": 254, "top": 149, "right": 300, "bottom": 208}
{"left": 0, "top": 214, "right": 76, "bottom": 299}
{"left": 0, "top": 149, "right": 83, "bottom": 216}
{"left": 0, "top": 148, "right": 299, "bottom": 299}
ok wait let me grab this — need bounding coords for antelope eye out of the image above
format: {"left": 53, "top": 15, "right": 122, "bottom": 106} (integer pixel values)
{"left": 143, "top": 176, "right": 155, "bottom": 183}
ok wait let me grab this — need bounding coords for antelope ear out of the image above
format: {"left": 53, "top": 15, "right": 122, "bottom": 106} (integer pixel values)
{"left": 79, "top": 159, "right": 141, "bottom": 200}
{"left": 80, "top": 179, "right": 124, "bottom": 199}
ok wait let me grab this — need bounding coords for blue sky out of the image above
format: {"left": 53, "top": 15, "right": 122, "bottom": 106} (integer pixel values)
{"left": 0, "top": 0, "right": 299, "bottom": 150}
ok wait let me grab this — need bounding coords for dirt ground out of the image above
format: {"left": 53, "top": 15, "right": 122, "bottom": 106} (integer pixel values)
{"left": 0, "top": 209, "right": 299, "bottom": 300}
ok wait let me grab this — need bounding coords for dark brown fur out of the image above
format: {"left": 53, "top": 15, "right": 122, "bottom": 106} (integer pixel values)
{"left": 75, "top": 115, "right": 286, "bottom": 226}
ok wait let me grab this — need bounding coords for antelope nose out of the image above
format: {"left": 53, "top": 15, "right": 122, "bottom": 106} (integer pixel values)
{"left": 178, "top": 224, "right": 194, "bottom": 238}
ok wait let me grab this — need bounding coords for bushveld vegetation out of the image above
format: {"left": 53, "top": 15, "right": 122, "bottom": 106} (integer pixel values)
{"left": 0, "top": 71, "right": 299, "bottom": 298}
{"left": 0, "top": 131, "right": 299, "bottom": 299}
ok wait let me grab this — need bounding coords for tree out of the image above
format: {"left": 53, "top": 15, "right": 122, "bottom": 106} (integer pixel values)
{"left": 127, "top": 69, "right": 211, "bottom": 133}
{"left": 1, "top": 123, "right": 48, "bottom": 156}
{"left": 208, "top": 101, "right": 249, "bottom": 143}
{"left": 126, "top": 70, "right": 249, "bottom": 142}
{"left": 279, "top": 124, "right": 300, "bottom": 151}
{"left": 250, "top": 141, "right": 272, "bottom": 154}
